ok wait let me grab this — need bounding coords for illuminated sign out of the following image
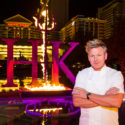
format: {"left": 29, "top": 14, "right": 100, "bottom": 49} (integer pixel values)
{"left": 8, "top": 23, "right": 29, "bottom": 27}
{"left": 1, "top": 39, "right": 79, "bottom": 88}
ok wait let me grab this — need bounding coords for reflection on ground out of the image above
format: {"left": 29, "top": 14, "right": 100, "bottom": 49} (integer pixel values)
{"left": 0, "top": 96, "right": 80, "bottom": 125}
{"left": 0, "top": 96, "right": 125, "bottom": 125}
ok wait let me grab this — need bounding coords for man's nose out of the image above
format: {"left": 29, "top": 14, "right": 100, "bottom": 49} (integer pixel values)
{"left": 94, "top": 56, "right": 98, "bottom": 61}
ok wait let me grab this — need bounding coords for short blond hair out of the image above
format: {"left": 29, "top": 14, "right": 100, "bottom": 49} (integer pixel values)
{"left": 85, "top": 39, "right": 107, "bottom": 53}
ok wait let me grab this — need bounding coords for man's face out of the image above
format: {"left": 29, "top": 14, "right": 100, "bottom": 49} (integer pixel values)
{"left": 88, "top": 47, "right": 107, "bottom": 71}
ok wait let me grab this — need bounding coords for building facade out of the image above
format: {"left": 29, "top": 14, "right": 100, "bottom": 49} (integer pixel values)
{"left": 0, "top": 14, "right": 54, "bottom": 62}
{"left": 97, "top": 0, "right": 124, "bottom": 39}
{"left": 60, "top": 15, "right": 106, "bottom": 43}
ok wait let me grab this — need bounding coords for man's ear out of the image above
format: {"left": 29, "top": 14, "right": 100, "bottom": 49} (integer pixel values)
{"left": 105, "top": 52, "right": 108, "bottom": 60}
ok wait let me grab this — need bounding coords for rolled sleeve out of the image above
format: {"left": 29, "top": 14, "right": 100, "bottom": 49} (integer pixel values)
{"left": 110, "top": 71, "right": 124, "bottom": 93}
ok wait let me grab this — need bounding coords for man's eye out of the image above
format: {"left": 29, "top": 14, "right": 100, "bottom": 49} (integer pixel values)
{"left": 98, "top": 54, "right": 102, "bottom": 56}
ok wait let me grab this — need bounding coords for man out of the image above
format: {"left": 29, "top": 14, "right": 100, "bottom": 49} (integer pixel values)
{"left": 72, "top": 39, "right": 124, "bottom": 125}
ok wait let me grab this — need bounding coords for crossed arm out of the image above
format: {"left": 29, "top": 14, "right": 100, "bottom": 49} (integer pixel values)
{"left": 72, "top": 87, "right": 124, "bottom": 108}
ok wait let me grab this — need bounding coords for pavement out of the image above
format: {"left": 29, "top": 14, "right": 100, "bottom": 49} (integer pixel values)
{"left": 0, "top": 97, "right": 125, "bottom": 125}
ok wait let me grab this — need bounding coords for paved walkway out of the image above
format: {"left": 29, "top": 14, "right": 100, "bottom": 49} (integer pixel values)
{"left": 0, "top": 100, "right": 125, "bottom": 125}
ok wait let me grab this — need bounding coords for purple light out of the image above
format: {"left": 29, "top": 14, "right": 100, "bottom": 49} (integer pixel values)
{"left": 25, "top": 97, "right": 80, "bottom": 118}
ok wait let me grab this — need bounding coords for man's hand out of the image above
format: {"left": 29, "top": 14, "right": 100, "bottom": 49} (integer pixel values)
{"left": 105, "top": 87, "right": 119, "bottom": 95}
{"left": 72, "top": 87, "right": 88, "bottom": 98}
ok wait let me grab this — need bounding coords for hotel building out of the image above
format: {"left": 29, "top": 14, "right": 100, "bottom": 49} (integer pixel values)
{"left": 60, "top": 15, "right": 106, "bottom": 43}
{"left": 97, "top": 0, "right": 125, "bottom": 39}
{"left": 0, "top": 14, "right": 64, "bottom": 62}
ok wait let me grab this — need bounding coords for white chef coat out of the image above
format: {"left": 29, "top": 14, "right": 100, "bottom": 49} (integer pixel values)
{"left": 74, "top": 65, "right": 124, "bottom": 125}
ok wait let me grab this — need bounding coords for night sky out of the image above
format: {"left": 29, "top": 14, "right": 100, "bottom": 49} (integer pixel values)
{"left": 69, "top": 0, "right": 111, "bottom": 18}
{"left": 0, "top": 0, "right": 111, "bottom": 23}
